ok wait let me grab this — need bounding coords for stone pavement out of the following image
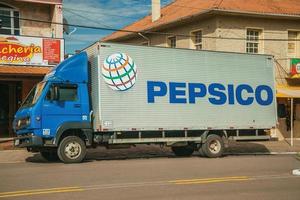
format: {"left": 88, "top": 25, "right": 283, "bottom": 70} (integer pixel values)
{"left": 0, "top": 140, "right": 299, "bottom": 163}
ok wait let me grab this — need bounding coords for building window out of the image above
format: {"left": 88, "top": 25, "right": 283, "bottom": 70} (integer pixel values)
{"left": 167, "top": 36, "right": 176, "bottom": 48}
{"left": 246, "top": 29, "right": 261, "bottom": 54}
{"left": 0, "top": 3, "right": 20, "bottom": 35}
{"left": 192, "top": 30, "right": 202, "bottom": 50}
{"left": 288, "top": 31, "right": 299, "bottom": 56}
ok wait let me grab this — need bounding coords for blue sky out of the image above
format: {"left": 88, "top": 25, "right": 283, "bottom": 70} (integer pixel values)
{"left": 63, "top": 0, "right": 172, "bottom": 54}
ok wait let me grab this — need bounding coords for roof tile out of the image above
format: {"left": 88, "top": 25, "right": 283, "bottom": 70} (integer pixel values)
{"left": 102, "top": 0, "right": 300, "bottom": 41}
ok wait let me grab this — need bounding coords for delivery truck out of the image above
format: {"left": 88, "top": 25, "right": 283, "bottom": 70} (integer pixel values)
{"left": 13, "top": 42, "right": 277, "bottom": 163}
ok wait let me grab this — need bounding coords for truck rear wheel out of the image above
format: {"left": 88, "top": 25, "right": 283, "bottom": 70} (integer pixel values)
{"left": 201, "top": 134, "right": 224, "bottom": 158}
{"left": 171, "top": 145, "right": 194, "bottom": 157}
{"left": 58, "top": 136, "right": 86, "bottom": 163}
{"left": 40, "top": 150, "right": 59, "bottom": 162}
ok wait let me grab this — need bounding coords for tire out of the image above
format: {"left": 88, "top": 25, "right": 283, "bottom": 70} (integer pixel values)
{"left": 201, "top": 134, "right": 224, "bottom": 158}
{"left": 40, "top": 150, "right": 59, "bottom": 162}
{"left": 171, "top": 145, "right": 194, "bottom": 157}
{"left": 58, "top": 136, "right": 86, "bottom": 163}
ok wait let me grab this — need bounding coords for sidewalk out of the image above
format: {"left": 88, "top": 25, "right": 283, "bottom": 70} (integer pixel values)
{"left": 0, "top": 139, "right": 17, "bottom": 151}
{"left": 226, "top": 140, "right": 300, "bottom": 154}
{"left": 0, "top": 140, "right": 299, "bottom": 163}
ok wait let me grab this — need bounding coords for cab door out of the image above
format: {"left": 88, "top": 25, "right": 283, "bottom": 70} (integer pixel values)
{"left": 42, "top": 83, "right": 82, "bottom": 137}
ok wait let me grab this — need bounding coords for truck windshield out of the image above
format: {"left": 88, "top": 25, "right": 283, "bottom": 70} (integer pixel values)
{"left": 21, "top": 82, "right": 46, "bottom": 108}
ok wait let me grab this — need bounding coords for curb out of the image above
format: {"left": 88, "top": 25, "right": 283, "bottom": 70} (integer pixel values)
{"left": 0, "top": 138, "right": 14, "bottom": 143}
{"left": 0, "top": 150, "right": 298, "bottom": 155}
{"left": 224, "top": 152, "right": 299, "bottom": 155}
{"left": 0, "top": 149, "right": 26, "bottom": 153}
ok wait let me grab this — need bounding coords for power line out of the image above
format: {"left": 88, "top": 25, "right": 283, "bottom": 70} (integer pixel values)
{"left": 63, "top": 0, "right": 228, "bottom": 21}
{"left": 214, "top": 0, "right": 224, "bottom": 8}
{"left": 64, "top": 0, "right": 246, "bottom": 19}
{"left": 0, "top": 14, "right": 300, "bottom": 41}
{"left": 63, "top": 7, "right": 140, "bottom": 20}
{"left": 62, "top": 1, "right": 193, "bottom": 21}
{"left": 63, "top": 1, "right": 200, "bottom": 21}
{"left": 128, "top": 0, "right": 211, "bottom": 10}
{"left": 64, "top": 9, "right": 113, "bottom": 29}
{"left": 143, "top": 0, "right": 300, "bottom": 11}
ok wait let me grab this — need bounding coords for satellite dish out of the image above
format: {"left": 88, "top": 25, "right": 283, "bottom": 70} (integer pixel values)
{"left": 63, "top": 18, "right": 77, "bottom": 35}
{"left": 63, "top": 18, "right": 70, "bottom": 34}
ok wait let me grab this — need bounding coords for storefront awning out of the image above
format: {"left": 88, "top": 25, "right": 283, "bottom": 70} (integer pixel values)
{"left": 0, "top": 66, "right": 52, "bottom": 76}
{"left": 276, "top": 84, "right": 300, "bottom": 98}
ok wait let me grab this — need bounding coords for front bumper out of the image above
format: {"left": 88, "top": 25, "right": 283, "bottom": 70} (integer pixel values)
{"left": 14, "top": 135, "right": 43, "bottom": 148}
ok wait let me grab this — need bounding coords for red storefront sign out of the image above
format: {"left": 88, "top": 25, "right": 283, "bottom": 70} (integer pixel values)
{"left": 43, "top": 39, "right": 61, "bottom": 65}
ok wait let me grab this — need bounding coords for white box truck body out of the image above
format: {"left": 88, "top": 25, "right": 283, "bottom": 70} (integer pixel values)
{"left": 86, "top": 42, "right": 276, "bottom": 132}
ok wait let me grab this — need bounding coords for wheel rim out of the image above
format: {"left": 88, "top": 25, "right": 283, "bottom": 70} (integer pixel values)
{"left": 64, "top": 141, "right": 82, "bottom": 159}
{"left": 208, "top": 139, "right": 221, "bottom": 154}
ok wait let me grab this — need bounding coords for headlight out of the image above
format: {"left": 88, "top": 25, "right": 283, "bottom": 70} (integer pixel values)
{"left": 17, "top": 119, "right": 22, "bottom": 127}
{"left": 25, "top": 117, "right": 31, "bottom": 126}
{"left": 16, "top": 117, "right": 31, "bottom": 130}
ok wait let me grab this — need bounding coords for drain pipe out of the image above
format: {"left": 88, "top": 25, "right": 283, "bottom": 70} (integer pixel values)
{"left": 138, "top": 32, "right": 150, "bottom": 46}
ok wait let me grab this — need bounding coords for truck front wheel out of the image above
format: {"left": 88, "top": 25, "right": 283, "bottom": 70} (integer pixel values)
{"left": 58, "top": 136, "right": 86, "bottom": 163}
{"left": 171, "top": 145, "right": 194, "bottom": 157}
{"left": 201, "top": 134, "right": 224, "bottom": 158}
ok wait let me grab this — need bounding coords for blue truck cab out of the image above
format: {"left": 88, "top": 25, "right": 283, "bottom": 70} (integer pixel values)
{"left": 14, "top": 52, "right": 93, "bottom": 163}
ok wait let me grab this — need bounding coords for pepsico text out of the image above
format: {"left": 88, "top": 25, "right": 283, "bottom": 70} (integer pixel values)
{"left": 147, "top": 81, "right": 273, "bottom": 106}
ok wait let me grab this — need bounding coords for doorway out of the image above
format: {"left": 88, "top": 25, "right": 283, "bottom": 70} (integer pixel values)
{"left": 0, "top": 81, "right": 22, "bottom": 138}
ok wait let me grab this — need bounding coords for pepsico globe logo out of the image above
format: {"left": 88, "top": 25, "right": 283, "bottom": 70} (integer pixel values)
{"left": 102, "top": 53, "right": 137, "bottom": 91}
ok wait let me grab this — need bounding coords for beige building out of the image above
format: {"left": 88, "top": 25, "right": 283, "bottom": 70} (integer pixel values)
{"left": 103, "top": 0, "right": 300, "bottom": 139}
{"left": 0, "top": 0, "right": 64, "bottom": 137}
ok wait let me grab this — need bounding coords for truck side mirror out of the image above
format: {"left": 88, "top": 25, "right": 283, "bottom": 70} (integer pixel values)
{"left": 53, "top": 85, "right": 60, "bottom": 101}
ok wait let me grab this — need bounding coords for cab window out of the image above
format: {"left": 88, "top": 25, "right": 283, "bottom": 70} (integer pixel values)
{"left": 58, "top": 85, "right": 78, "bottom": 101}
{"left": 46, "top": 84, "right": 78, "bottom": 101}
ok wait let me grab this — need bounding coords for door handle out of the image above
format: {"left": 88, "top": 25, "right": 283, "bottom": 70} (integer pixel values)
{"left": 74, "top": 104, "right": 81, "bottom": 108}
